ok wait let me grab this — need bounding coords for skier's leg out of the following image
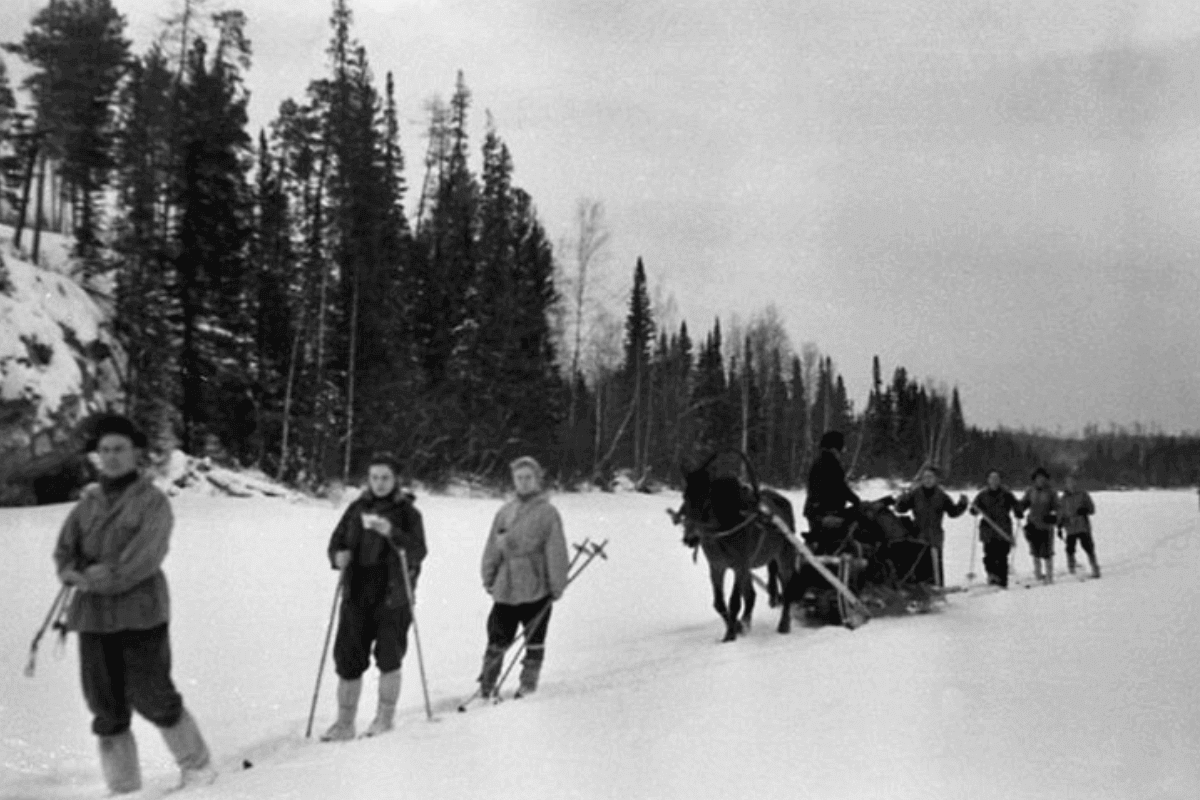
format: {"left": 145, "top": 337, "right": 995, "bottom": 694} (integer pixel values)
{"left": 480, "top": 603, "right": 519, "bottom": 695}
{"left": 1081, "top": 532, "right": 1100, "bottom": 577}
{"left": 323, "top": 604, "right": 368, "bottom": 741}
{"left": 518, "top": 598, "right": 553, "bottom": 695}
{"left": 80, "top": 632, "right": 140, "bottom": 793}
{"left": 364, "top": 603, "right": 410, "bottom": 736}
{"left": 996, "top": 540, "right": 1011, "bottom": 588}
{"left": 1065, "top": 534, "right": 1078, "bottom": 573}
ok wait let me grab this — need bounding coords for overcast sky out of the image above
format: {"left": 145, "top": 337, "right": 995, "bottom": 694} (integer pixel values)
{"left": 4, "top": 0, "right": 1199, "bottom": 434}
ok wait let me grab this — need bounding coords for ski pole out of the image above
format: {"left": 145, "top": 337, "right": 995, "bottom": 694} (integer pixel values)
{"left": 25, "top": 584, "right": 72, "bottom": 678}
{"left": 492, "top": 539, "right": 608, "bottom": 699}
{"left": 396, "top": 548, "right": 434, "bottom": 722}
{"left": 965, "top": 526, "right": 979, "bottom": 583}
{"left": 305, "top": 568, "right": 345, "bottom": 738}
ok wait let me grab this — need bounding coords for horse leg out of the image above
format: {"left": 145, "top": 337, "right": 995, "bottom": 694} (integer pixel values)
{"left": 776, "top": 552, "right": 795, "bottom": 634}
{"left": 767, "top": 560, "right": 781, "bottom": 608}
{"left": 709, "top": 564, "right": 735, "bottom": 641}
{"left": 739, "top": 570, "right": 755, "bottom": 632}
{"left": 724, "top": 571, "right": 743, "bottom": 642}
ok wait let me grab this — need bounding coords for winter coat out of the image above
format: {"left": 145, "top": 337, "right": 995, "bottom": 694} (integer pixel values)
{"left": 53, "top": 475, "right": 172, "bottom": 634}
{"left": 895, "top": 486, "right": 967, "bottom": 548}
{"left": 970, "top": 487, "right": 1021, "bottom": 544}
{"left": 1018, "top": 486, "right": 1060, "bottom": 532}
{"left": 481, "top": 492, "right": 570, "bottom": 606}
{"left": 804, "top": 450, "right": 860, "bottom": 521}
{"left": 1057, "top": 489, "right": 1095, "bottom": 536}
{"left": 327, "top": 489, "right": 427, "bottom": 609}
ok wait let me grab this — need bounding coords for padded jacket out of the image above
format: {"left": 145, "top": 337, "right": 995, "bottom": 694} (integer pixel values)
{"left": 481, "top": 492, "right": 570, "bottom": 605}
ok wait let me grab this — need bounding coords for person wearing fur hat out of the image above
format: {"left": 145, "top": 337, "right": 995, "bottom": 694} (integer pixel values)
{"left": 1018, "top": 467, "right": 1060, "bottom": 583}
{"left": 477, "top": 456, "right": 570, "bottom": 698}
{"left": 1058, "top": 473, "right": 1100, "bottom": 578}
{"left": 895, "top": 466, "right": 968, "bottom": 586}
{"left": 322, "top": 452, "right": 427, "bottom": 741}
{"left": 52, "top": 414, "right": 215, "bottom": 793}
{"left": 802, "top": 431, "right": 861, "bottom": 550}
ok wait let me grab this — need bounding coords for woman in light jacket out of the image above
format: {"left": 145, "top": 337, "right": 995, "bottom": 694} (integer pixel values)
{"left": 477, "top": 456, "right": 569, "bottom": 697}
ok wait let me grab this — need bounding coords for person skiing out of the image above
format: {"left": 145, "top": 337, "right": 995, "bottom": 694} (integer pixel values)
{"left": 1018, "top": 467, "right": 1060, "bottom": 583}
{"left": 969, "top": 469, "right": 1022, "bottom": 587}
{"left": 894, "top": 466, "right": 968, "bottom": 586}
{"left": 1058, "top": 473, "right": 1100, "bottom": 578}
{"left": 323, "top": 452, "right": 427, "bottom": 741}
{"left": 477, "top": 456, "right": 570, "bottom": 698}
{"left": 803, "top": 431, "right": 861, "bottom": 551}
{"left": 52, "top": 414, "right": 215, "bottom": 793}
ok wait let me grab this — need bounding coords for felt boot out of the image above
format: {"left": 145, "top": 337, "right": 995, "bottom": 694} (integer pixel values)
{"left": 363, "top": 670, "right": 401, "bottom": 737}
{"left": 98, "top": 730, "right": 142, "bottom": 794}
{"left": 321, "top": 678, "right": 362, "bottom": 742}
{"left": 479, "top": 646, "right": 505, "bottom": 697}
{"left": 160, "top": 708, "right": 216, "bottom": 788}
{"left": 516, "top": 656, "right": 543, "bottom": 698}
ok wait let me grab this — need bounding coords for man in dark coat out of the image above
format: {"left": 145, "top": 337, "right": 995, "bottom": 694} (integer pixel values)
{"left": 53, "top": 415, "right": 214, "bottom": 793}
{"left": 970, "top": 469, "right": 1022, "bottom": 587}
{"left": 895, "top": 466, "right": 968, "bottom": 586}
{"left": 803, "top": 431, "right": 860, "bottom": 551}
{"left": 323, "top": 452, "right": 427, "bottom": 740}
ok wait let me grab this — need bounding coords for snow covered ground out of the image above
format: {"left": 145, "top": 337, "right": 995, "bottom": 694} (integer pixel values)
{"left": 2, "top": 486, "right": 1198, "bottom": 800}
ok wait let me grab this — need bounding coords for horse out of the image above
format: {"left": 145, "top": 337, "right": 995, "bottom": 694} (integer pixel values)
{"left": 671, "top": 456, "right": 798, "bottom": 642}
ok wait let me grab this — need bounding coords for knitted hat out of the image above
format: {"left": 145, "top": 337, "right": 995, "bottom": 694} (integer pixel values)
{"left": 819, "top": 431, "right": 845, "bottom": 451}
{"left": 86, "top": 414, "right": 148, "bottom": 451}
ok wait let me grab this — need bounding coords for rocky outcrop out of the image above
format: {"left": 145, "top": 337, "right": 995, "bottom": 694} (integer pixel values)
{"left": 0, "top": 249, "right": 124, "bottom": 505}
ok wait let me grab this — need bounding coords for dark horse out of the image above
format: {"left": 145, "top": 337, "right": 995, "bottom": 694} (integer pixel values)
{"left": 671, "top": 455, "right": 797, "bottom": 642}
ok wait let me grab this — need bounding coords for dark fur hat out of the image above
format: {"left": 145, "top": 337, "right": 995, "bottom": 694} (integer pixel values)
{"left": 367, "top": 451, "right": 403, "bottom": 475}
{"left": 819, "top": 431, "right": 845, "bottom": 451}
{"left": 1031, "top": 466, "right": 1050, "bottom": 480}
{"left": 86, "top": 414, "right": 148, "bottom": 451}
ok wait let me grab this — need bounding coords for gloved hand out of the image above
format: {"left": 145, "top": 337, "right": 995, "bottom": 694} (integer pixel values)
{"left": 83, "top": 564, "right": 113, "bottom": 590}
{"left": 879, "top": 495, "right": 896, "bottom": 508}
{"left": 334, "top": 550, "right": 351, "bottom": 570}
{"left": 59, "top": 568, "right": 87, "bottom": 587}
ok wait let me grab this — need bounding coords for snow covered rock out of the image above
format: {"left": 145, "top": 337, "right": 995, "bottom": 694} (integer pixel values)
{"left": 0, "top": 248, "right": 123, "bottom": 504}
{"left": 151, "top": 449, "right": 301, "bottom": 501}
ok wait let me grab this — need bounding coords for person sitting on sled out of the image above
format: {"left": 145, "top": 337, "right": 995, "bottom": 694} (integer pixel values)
{"left": 323, "top": 452, "right": 427, "bottom": 741}
{"left": 1058, "top": 473, "right": 1100, "bottom": 579}
{"left": 803, "top": 431, "right": 861, "bottom": 553}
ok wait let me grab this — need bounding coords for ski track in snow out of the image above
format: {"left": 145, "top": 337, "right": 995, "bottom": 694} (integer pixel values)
{"left": 2, "top": 488, "right": 1198, "bottom": 799}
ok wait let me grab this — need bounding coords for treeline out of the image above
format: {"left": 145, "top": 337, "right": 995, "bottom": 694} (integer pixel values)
{"left": 3, "top": 0, "right": 560, "bottom": 486}
{"left": 3, "top": 1, "right": 1196, "bottom": 493}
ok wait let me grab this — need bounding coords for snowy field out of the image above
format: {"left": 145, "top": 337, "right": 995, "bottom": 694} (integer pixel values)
{"left": 2, "top": 485, "right": 1198, "bottom": 800}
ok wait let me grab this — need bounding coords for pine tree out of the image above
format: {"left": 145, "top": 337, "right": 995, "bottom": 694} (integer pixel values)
{"left": 6, "top": 0, "right": 130, "bottom": 268}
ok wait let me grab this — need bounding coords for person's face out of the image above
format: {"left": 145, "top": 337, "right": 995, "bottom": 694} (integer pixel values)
{"left": 1035, "top": 474, "right": 1049, "bottom": 489}
{"left": 368, "top": 465, "right": 397, "bottom": 497}
{"left": 921, "top": 470, "right": 938, "bottom": 489}
{"left": 987, "top": 472, "right": 1001, "bottom": 490}
{"left": 512, "top": 466, "right": 541, "bottom": 496}
{"left": 96, "top": 434, "right": 138, "bottom": 478}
